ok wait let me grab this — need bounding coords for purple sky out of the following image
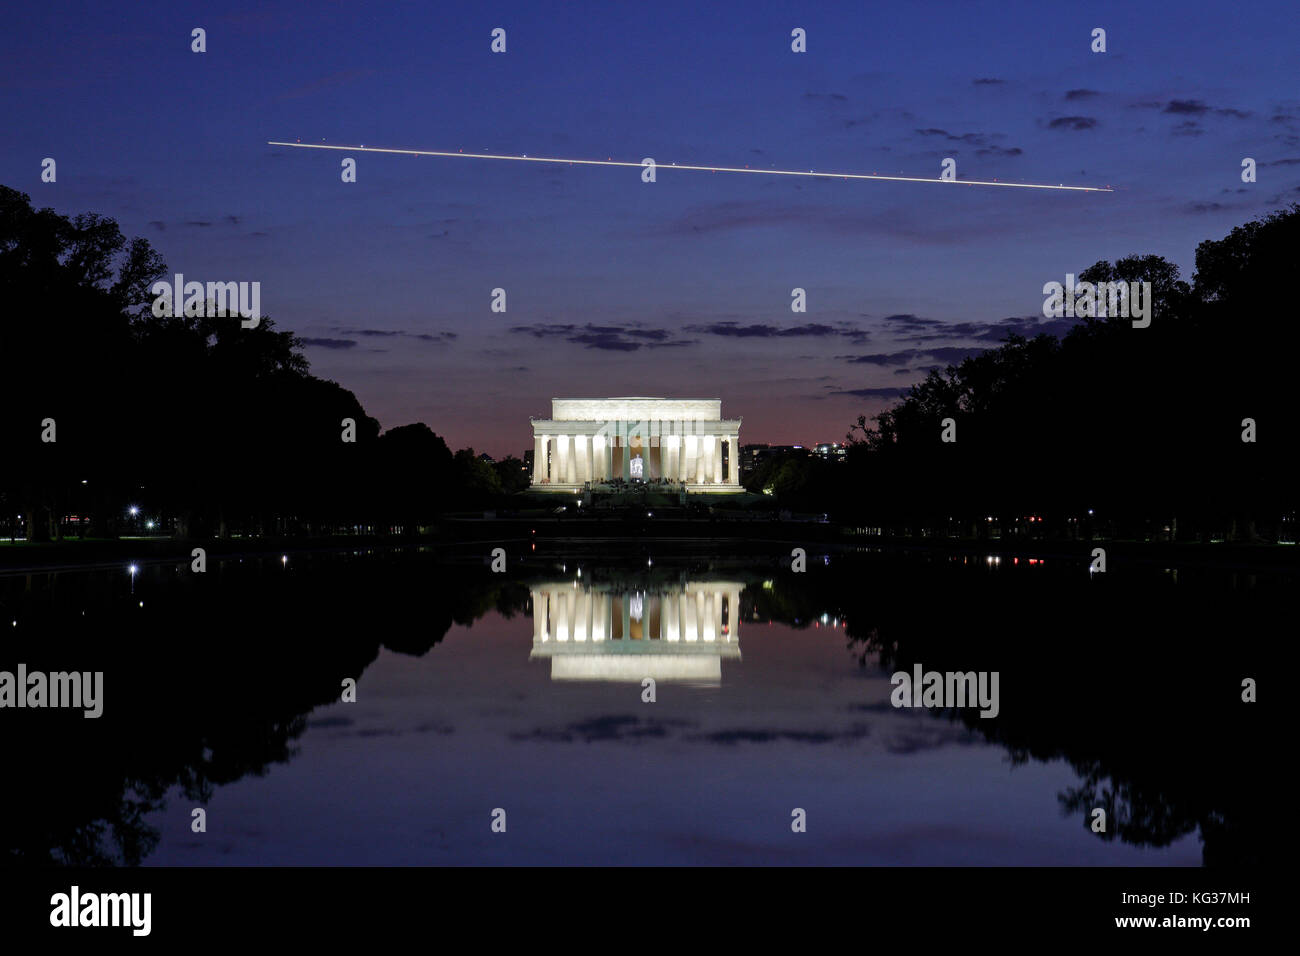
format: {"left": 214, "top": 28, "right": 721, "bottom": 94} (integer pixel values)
{"left": 3, "top": 1, "right": 1297, "bottom": 457}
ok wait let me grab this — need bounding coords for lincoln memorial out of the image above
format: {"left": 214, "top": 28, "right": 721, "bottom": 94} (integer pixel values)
{"left": 530, "top": 397, "right": 743, "bottom": 492}
{"left": 530, "top": 578, "right": 744, "bottom": 684}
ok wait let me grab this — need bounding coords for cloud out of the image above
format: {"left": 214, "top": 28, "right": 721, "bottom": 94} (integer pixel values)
{"left": 845, "top": 345, "right": 986, "bottom": 367}
{"left": 508, "top": 322, "right": 681, "bottom": 351}
{"left": 1171, "top": 120, "right": 1203, "bottom": 136}
{"left": 1154, "top": 99, "right": 1250, "bottom": 119}
{"left": 690, "top": 725, "right": 871, "bottom": 745}
{"left": 298, "top": 337, "right": 357, "bottom": 349}
{"left": 847, "top": 350, "right": 920, "bottom": 367}
{"left": 890, "top": 315, "right": 1079, "bottom": 343}
{"left": 911, "top": 128, "right": 1022, "bottom": 158}
{"left": 883, "top": 725, "right": 979, "bottom": 754}
{"left": 1064, "top": 89, "right": 1100, "bottom": 101}
{"left": 332, "top": 327, "right": 457, "bottom": 344}
{"left": 147, "top": 216, "right": 252, "bottom": 232}
{"left": 879, "top": 313, "right": 943, "bottom": 330}
{"left": 972, "top": 77, "right": 1005, "bottom": 86}
{"left": 685, "top": 321, "right": 845, "bottom": 339}
{"left": 829, "top": 387, "right": 912, "bottom": 398}
{"left": 914, "top": 128, "right": 1006, "bottom": 147}
{"left": 513, "top": 714, "right": 693, "bottom": 743}
{"left": 1047, "top": 116, "right": 1098, "bottom": 131}
{"left": 568, "top": 331, "right": 640, "bottom": 351}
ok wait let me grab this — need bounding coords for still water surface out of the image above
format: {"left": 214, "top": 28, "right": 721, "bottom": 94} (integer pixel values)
{"left": 1, "top": 545, "right": 1269, "bottom": 865}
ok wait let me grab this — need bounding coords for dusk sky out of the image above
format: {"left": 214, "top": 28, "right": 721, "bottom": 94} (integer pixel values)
{"left": 4, "top": 0, "right": 1297, "bottom": 457}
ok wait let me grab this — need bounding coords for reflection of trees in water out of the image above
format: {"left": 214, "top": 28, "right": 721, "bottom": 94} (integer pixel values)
{"left": 4, "top": 551, "right": 1271, "bottom": 866}
{"left": 754, "top": 555, "right": 1270, "bottom": 866}
{"left": 0, "top": 556, "right": 528, "bottom": 866}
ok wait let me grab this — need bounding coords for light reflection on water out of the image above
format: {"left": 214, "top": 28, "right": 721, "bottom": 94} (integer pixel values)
{"left": 0, "top": 546, "right": 1271, "bottom": 866}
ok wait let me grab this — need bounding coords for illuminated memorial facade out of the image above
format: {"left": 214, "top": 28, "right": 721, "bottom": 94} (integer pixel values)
{"left": 529, "top": 397, "right": 743, "bottom": 491}
{"left": 530, "top": 579, "right": 744, "bottom": 684}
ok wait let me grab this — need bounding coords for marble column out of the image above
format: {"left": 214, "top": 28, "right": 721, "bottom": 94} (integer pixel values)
{"left": 592, "top": 592, "right": 606, "bottom": 641}
{"left": 556, "top": 589, "right": 569, "bottom": 641}
{"left": 713, "top": 437, "right": 723, "bottom": 483}
{"left": 728, "top": 587, "right": 741, "bottom": 641}
{"left": 574, "top": 589, "right": 589, "bottom": 642}
{"left": 729, "top": 437, "right": 740, "bottom": 483}
{"left": 532, "top": 436, "right": 544, "bottom": 483}
{"left": 556, "top": 436, "right": 569, "bottom": 486}
{"left": 713, "top": 589, "right": 723, "bottom": 642}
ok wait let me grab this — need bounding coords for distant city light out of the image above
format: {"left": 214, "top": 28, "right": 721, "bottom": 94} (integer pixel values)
{"left": 128, "top": 506, "right": 139, "bottom": 516}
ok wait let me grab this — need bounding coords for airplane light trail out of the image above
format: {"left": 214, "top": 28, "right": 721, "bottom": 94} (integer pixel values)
{"left": 267, "top": 141, "right": 1113, "bottom": 192}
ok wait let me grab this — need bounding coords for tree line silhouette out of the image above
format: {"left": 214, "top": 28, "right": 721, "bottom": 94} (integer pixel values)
{"left": 756, "top": 205, "right": 1299, "bottom": 542}
{"left": 0, "top": 186, "right": 527, "bottom": 542}
{"left": 4, "top": 185, "right": 1296, "bottom": 542}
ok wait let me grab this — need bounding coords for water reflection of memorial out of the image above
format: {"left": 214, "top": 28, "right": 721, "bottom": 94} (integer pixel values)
{"left": 530, "top": 578, "right": 743, "bottom": 684}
